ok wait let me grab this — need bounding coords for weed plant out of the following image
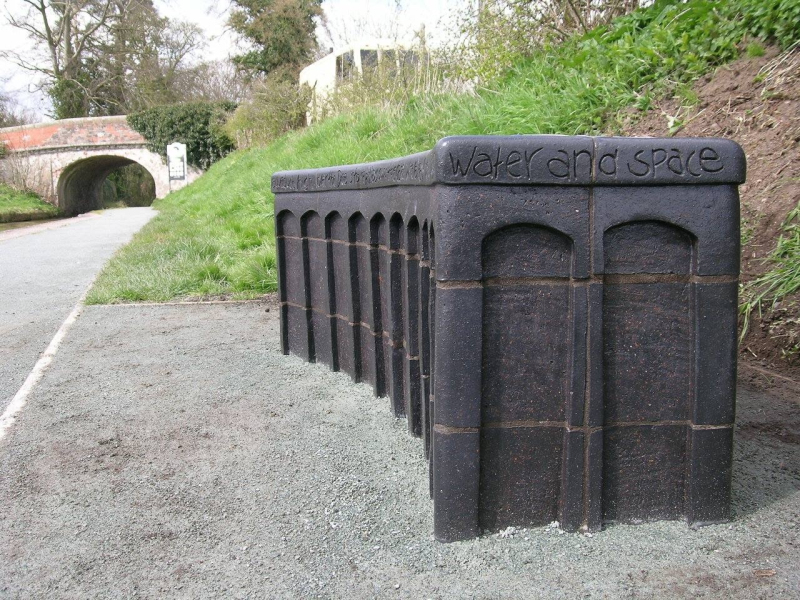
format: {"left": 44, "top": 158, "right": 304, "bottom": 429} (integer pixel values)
{"left": 741, "top": 201, "right": 800, "bottom": 341}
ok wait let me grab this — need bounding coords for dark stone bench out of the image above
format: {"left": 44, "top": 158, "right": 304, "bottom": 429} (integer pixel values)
{"left": 271, "top": 135, "right": 745, "bottom": 542}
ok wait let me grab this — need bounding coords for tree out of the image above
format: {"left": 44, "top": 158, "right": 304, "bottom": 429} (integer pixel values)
{"left": 184, "top": 60, "right": 251, "bottom": 105}
{"left": 4, "top": 0, "right": 115, "bottom": 118}
{"left": 228, "top": 0, "right": 323, "bottom": 80}
{"left": 0, "top": 92, "right": 28, "bottom": 128}
{"left": 98, "top": 6, "right": 205, "bottom": 113}
{"left": 3, "top": 0, "right": 207, "bottom": 118}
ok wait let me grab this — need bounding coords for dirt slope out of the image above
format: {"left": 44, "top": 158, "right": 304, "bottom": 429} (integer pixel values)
{"left": 625, "top": 47, "right": 800, "bottom": 379}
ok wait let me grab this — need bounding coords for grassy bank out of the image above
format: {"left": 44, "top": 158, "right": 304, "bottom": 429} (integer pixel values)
{"left": 741, "top": 201, "right": 800, "bottom": 343}
{"left": 87, "top": 0, "right": 800, "bottom": 304}
{"left": 0, "top": 183, "right": 59, "bottom": 223}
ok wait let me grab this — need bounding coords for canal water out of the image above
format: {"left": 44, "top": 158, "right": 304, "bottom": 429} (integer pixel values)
{"left": 0, "top": 217, "right": 65, "bottom": 233}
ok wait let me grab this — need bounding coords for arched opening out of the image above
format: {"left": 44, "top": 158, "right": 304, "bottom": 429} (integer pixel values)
{"left": 57, "top": 155, "right": 157, "bottom": 216}
{"left": 101, "top": 164, "right": 156, "bottom": 209}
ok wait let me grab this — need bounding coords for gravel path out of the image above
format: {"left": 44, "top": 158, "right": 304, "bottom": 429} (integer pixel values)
{"left": 0, "top": 207, "right": 155, "bottom": 410}
{"left": 1, "top": 300, "right": 798, "bottom": 599}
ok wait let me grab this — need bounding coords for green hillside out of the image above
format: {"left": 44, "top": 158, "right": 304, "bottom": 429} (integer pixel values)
{"left": 86, "top": 0, "right": 800, "bottom": 304}
{"left": 0, "top": 183, "right": 59, "bottom": 223}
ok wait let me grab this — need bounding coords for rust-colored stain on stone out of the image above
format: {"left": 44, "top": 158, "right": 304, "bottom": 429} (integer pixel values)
{"left": 0, "top": 117, "right": 145, "bottom": 150}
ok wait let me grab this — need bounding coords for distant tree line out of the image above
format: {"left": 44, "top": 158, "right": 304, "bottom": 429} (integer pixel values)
{"left": 0, "top": 90, "right": 27, "bottom": 128}
{"left": 1, "top": 0, "right": 326, "bottom": 120}
{"left": 2, "top": 0, "right": 248, "bottom": 119}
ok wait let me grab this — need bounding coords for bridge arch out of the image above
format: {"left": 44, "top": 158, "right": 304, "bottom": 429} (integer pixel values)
{"left": 0, "top": 116, "right": 200, "bottom": 215}
{"left": 56, "top": 152, "right": 164, "bottom": 215}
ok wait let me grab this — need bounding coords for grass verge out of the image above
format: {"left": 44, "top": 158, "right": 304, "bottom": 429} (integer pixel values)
{"left": 741, "top": 201, "right": 800, "bottom": 342}
{"left": 0, "top": 183, "right": 59, "bottom": 223}
{"left": 87, "top": 0, "right": 800, "bottom": 303}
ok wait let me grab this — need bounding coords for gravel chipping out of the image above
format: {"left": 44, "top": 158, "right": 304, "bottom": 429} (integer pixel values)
{"left": 1, "top": 299, "right": 798, "bottom": 599}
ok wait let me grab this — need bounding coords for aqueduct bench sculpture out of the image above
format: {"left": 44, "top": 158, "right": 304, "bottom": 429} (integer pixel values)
{"left": 272, "top": 135, "right": 745, "bottom": 542}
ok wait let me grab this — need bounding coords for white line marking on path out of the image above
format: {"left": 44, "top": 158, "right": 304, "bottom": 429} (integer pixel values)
{"left": 0, "top": 292, "right": 88, "bottom": 442}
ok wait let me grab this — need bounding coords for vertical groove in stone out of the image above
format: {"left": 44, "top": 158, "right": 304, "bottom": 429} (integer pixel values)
{"left": 601, "top": 221, "right": 694, "bottom": 524}
{"left": 389, "top": 213, "right": 406, "bottom": 416}
{"left": 329, "top": 212, "right": 357, "bottom": 381}
{"left": 420, "top": 222, "right": 432, "bottom": 458}
{"left": 324, "top": 212, "right": 340, "bottom": 371}
{"left": 584, "top": 282, "right": 603, "bottom": 531}
{"left": 300, "top": 212, "right": 316, "bottom": 363}
{"left": 428, "top": 225, "right": 436, "bottom": 496}
{"left": 370, "top": 214, "right": 387, "bottom": 397}
{"left": 276, "top": 210, "right": 290, "bottom": 355}
{"left": 479, "top": 224, "right": 574, "bottom": 531}
{"left": 404, "top": 217, "right": 421, "bottom": 436}
{"left": 348, "top": 213, "right": 363, "bottom": 382}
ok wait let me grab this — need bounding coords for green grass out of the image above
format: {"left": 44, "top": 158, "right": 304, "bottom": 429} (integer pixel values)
{"left": 746, "top": 41, "right": 767, "bottom": 57}
{"left": 0, "top": 183, "right": 59, "bottom": 222}
{"left": 741, "top": 200, "right": 800, "bottom": 341}
{"left": 87, "top": 0, "right": 800, "bottom": 303}
{"left": 86, "top": 150, "right": 278, "bottom": 303}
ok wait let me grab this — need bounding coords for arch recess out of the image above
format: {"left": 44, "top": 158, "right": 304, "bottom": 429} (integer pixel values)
{"left": 603, "top": 219, "right": 696, "bottom": 275}
{"left": 56, "top": 154, "right": 160, "bottom": 216}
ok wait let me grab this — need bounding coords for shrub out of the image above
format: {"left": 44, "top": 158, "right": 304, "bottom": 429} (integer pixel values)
{"left": 449, "top": 0, "right": 647, "bottom": 85}
{"left": 318, "top": 46, "right": 452, "bottom": 120}
{"left": 102, "top": 164, "right": 157, "bottom": 207}
{"left": 127, "top": 101, "right": 237, "bottom": 169}
{"left": 224, "top": 74, "right": 311, "bottom": 148}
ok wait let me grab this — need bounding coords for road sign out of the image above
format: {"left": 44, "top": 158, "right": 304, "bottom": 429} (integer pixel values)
{"left": 167, "top": 142, "right": 187, "bottom": 181}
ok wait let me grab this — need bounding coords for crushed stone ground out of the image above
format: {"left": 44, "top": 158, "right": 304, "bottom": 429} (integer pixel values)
{"left": 1, "top": 300, "right": 798, "bottom": 599}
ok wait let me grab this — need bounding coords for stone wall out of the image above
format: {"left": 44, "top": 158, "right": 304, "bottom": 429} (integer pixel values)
{"left": 273, "top": 135, "right": 746, "bottom": 542}
{"left": 0, "top": 117, "right": 199, "bottom": 213}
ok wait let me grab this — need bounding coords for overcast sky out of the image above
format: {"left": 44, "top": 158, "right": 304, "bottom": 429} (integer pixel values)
{"left": 0, "top": 0, "right": 464, "bottom": 121}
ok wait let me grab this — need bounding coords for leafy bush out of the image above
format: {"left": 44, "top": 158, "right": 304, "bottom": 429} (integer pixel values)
{"left": 224, "top": 74, "right": 311, "bottom": 148}
{"left": 738, "top": 0, "right": 800, "bottom": 48}
{"left": 449, "top": 0, "right": 647, "bottom": 85}
{"left": 127, "top": 102, "right": 237, "bottom": 169}
{"left": 102, "top": 164, "right": 157, "bottom": 207}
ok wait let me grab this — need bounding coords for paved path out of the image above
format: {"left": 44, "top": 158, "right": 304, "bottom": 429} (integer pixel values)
{"left": 0, "top": 208, "right": 155, "bottom": 411}
{"left": 1, "top": 301, "right": 798, "bottom": 599}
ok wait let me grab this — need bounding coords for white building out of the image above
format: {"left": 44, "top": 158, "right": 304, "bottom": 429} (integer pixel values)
{"left": 299, "top": 39, "right": 421, "bottom": 123}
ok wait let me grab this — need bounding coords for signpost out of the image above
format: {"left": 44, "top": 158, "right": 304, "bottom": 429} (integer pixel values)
{"left": 167, "top": 142, "right": 187, "bottom": 189}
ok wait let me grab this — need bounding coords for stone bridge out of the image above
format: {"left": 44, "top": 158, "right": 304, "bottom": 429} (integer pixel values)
{"left": 0, "top": 116, "right": 200, "bottom": 215}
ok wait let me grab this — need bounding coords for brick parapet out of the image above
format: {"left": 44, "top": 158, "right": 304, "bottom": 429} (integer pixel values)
{"left": 0, "top": 116, "right": 145, "bottom": 151}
